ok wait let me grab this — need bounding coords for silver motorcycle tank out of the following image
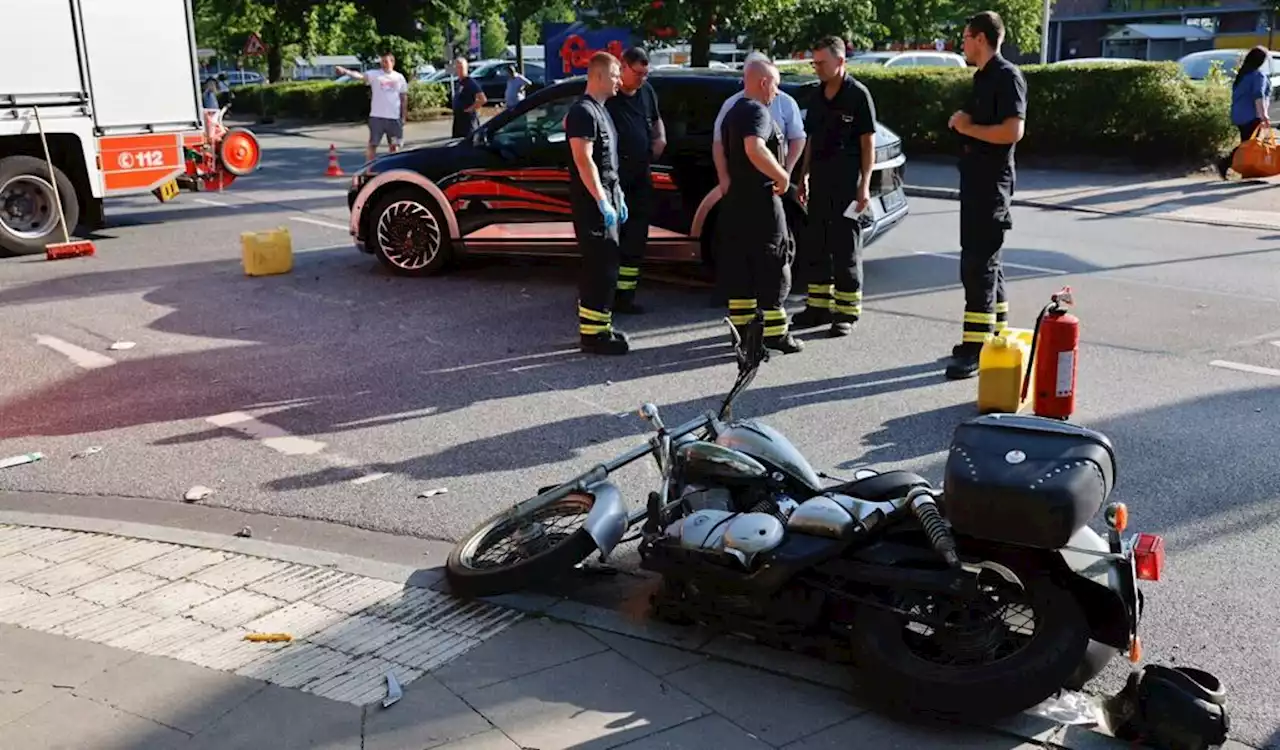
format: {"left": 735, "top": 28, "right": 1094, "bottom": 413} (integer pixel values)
{"left": 716, "top": 420, "right": 824, "bottom": 491}
{"left": 787, "top": 493, "right": 901, "bottom": 540}
{"left": 787, "top": 496, "right": 858, "bottom": 540}
{"left": 665, "top": 509, "right": 785, "bottom": 567}
{"left": 675, "top": 441, "right": 768, "bottom": 483}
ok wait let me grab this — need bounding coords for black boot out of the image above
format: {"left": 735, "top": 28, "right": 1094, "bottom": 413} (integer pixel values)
{"left": 580, "top": 330, "right": 630, "bottom": 355}
{"left": 828, "top": 314, "right": 858, "bottom": 338}
{"left": 764, "top": 332, "right": 804, "bottom": 354}
{"left": 945, "top": 342, "right": 982, "bottom": 380}
{"left": 791, "top": 306, "right": 832, "bottom": 329}
{"left": 614, "top": 290, "right": 645, "bottom": 315}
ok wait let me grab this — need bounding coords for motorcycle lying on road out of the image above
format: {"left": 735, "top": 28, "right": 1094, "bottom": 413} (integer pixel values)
{"left": 445, "top": 316, "right": 1166, "bottom": 720}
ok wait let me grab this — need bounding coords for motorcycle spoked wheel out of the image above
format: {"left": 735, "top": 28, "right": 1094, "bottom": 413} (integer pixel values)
{"left": 849, "top": 564, "right": 1090, "bottom": 722}
{"left": 445, "top": 492, "right": 600, "bottom": 598}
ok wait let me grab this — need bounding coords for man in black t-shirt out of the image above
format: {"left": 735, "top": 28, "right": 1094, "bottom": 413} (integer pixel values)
{"left": 720, "top": 58, "right": 803, "bottom": 355}
{"left": 793, "top": 36, "right": 878, "bottom": 339}
{"left": 566, "top": 52, "right": 629, "bottom": 356}
{"left": 945, "top": 10, "right": 1028, "bottom": 380}
{"left": 604, "top": 47, "right": 667, "bottom": 315}
{"left": 451, "top": 58, "right": 486, "bottom": 138}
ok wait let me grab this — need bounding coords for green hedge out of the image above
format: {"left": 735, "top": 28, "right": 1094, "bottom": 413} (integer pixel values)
{"left": 229, "top": 80, "right": 451, "bottom": 122}
{"left": 776, "top": 61, "right": 1234, "bottom": 164}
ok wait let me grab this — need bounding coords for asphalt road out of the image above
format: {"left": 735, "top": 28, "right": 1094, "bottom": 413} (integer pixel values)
{"left": 1, "top": 130, "right": 1278, "bottom": 747}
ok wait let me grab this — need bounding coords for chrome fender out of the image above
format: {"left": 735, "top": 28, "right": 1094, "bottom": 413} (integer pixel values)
{"left": 583, "top": 481, "right": 628, "bottom": 560}
{"left": 1056, "top": 525, "right": 1135, "bottom": 650}
{"left": 1058, "top": 526, "right": 1122, "bottom": 591}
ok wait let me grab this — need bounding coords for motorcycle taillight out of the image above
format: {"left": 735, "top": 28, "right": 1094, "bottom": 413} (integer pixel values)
{"left": 1134, "top": 533, "right": 1165, "bottom": 581}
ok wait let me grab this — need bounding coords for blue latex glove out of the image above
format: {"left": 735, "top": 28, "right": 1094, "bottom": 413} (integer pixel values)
{"left": 618, "top": 193, "right": 629, "bottom": 224}
{"left": 598, "top": 198, "right": 618, "bottom": 228}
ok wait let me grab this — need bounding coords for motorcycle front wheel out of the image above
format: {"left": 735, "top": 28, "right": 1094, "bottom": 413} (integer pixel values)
{"left": 445, "top": 492, "right": 600, "bottom": 598}
{"left": 849, "top": 562, "right": 1090, "bottom": 721}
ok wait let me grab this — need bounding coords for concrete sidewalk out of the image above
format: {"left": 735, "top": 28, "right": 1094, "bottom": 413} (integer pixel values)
{"left": 0, "top": 514, "right": 1215, "bottom": 750}
{"left": 903, "top": 159, "right": 1280, "bottom": 231}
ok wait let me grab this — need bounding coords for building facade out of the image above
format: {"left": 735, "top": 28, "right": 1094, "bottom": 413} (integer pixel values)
{"left": 1049, "top": 0, "right": 1275, "bottom": 62}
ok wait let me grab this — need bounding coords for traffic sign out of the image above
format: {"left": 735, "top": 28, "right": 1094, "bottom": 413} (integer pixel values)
{"left": 244, "top": 32, "right": 266, "bottom": 57}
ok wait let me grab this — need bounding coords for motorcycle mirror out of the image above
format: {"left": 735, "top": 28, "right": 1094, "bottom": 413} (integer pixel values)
{"left": 638, "top": 403, "right": 665, "bottom": 430}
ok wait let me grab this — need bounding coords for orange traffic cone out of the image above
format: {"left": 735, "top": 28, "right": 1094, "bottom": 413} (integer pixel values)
{"left": 325, "top": 144, "right": 344, "bottom": 177}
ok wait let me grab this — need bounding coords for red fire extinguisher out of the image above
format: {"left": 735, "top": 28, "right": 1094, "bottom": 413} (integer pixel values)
{"left": 1021, "top": 287, "right": 1079, "bottom": 420}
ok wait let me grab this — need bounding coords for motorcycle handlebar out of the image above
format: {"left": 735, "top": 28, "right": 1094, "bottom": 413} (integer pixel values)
{"left": 506, "top": 412, "right": 713, "bottom": 520}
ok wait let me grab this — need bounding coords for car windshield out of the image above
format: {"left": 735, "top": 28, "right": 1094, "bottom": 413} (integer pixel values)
{"left": 1179, "top": 51, "right": 1265, "bottom": 79}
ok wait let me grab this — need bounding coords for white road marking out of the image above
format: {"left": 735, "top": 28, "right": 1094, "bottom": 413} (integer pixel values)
{"left": 291, "top": 216, "right": 348, "bottom": 231}
{"left": 206, "top": 412, "right": 327, "bottom": 455}
{"left": 32, "top": 335, "right": 116, "bottom": 370}
{"left": 913, "top": 250, "right": 1069, "bottom": 275}
{"left": 193, "top": 198, "right": 235, "bottom": 208}
{"left": 204, "top": 411, "right": 389, "bottom": 484}
{"left": 1209, "top": 360, "right": 1280, "bottom": 378}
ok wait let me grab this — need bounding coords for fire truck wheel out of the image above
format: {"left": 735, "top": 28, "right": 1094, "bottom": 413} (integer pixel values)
{"left": 0, "top": 155, "right": 80, "bottom": 257}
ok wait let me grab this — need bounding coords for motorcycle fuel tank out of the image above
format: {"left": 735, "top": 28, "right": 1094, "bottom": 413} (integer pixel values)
{"left": 716, "top": 420, "right": 823, "bottom": 491}
{"left": 675, "top": 441, "right": 769, "bottom": 483}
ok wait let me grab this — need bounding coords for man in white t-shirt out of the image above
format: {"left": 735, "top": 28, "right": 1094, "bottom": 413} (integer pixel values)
{"left": 336, "top": 51, "right": 409, "bottom": 162}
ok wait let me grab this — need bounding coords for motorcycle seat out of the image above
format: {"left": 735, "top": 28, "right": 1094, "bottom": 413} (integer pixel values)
{"left": 829, "top": 470, "right": 931, "bottom": 502}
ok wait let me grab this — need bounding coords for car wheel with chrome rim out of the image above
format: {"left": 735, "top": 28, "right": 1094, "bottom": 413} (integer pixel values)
{"left": 369, "top": 187, "right": 452, "bottom": 276}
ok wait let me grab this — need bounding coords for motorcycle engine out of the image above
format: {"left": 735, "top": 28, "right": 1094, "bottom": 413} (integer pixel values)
{"left": 679, "top": 484, "right": 798, "bottom": 525}
{"left": 663, "top": 509, "right": 786, "bottom": 569}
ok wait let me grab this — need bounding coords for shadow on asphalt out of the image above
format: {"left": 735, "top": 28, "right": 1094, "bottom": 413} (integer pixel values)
{"left": 1060, "top": 175, "right": 1276, "bottom": 212}
{"left": 6, "top": 237, "right": 1276, "bottom": 539}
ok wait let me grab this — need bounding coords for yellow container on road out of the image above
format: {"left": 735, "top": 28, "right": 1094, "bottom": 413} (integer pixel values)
{"left": 241, "top": 227, "right": 293, "bottom": 276}
{"left": 978, "top": 327, "right": 1034, "bottom": 414}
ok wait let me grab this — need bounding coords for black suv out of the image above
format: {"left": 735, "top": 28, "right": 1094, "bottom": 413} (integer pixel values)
{"left": 347, "top": 68, "right": 909, "bottom": 276}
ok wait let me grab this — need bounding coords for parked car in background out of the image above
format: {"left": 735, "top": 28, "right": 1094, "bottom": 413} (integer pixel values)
{"left": 1178, "top": 48, "right": 1280, "bottom": 117}
{"left": 1052, "top": 57, "right": 1144, "bottom": 66}
{"left": 345, "top": 68, "right": 909, "bottom": 277}
{"left": 428, "top": 60, "right": 547, "bottom": 102}
{"left": 1179, "top": 48, "right": 1280, "bottom": 87}
{"left": 848, "top": 50, "right": 968, "bottom": 68}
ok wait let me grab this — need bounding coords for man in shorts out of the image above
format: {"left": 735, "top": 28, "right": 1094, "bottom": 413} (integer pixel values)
{"left": 336, "top": 51, "right": 409, "bottom": 162}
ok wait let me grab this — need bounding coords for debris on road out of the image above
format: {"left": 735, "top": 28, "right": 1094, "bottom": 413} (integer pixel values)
{"left": 418, "top": 487, "right": 448, "bottom": 498}
{"left": 0, "top": 453, "right": 43, "bottom": 470}
{"left": 235, "top": 526, "right": 253, "bottom": 538}
{"left": 1027, "top": 690, "right": 1103, "bottom": 726}
{"left": 243, "top": 633, "right": 292, "bottom": 643}
{"left": 108, "top": 341, "right": 136, "bottom": 350}
{"left": 382, "top": 672, "right": 403, "bottom": 708}
{"left": 72, "top": 446, "right": 103, "bottom": 459}
{"left": 184, "top": 485, "right": 215, "bottom": 502}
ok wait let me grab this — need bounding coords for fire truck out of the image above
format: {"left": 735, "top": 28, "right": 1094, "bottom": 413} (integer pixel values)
{"left": 0, "top": 0, "right": 261, "bottom": 255}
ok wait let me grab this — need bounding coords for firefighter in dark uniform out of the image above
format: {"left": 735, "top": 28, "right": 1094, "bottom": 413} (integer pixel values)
{"left": 605, "top": 47, "right": 666, "bottom": 314}
{"left": 793, "top": 36, "right": 878, "bottom": 338}
{"left": 721, "top": 58, "right": 803, "bottom": 354}
{"left": 946, "top": 10, "right": 1028, "bottom": 379}
{"left": 566, "top": 52, "right": 629, "bottom": 356}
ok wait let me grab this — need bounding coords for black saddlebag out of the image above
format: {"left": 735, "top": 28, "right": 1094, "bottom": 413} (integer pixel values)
{"left": 940, "top": 413, "right": 1116, "bottom": 549}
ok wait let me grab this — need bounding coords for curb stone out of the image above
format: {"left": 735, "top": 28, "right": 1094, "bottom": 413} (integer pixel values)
{"left": 1, "top": 512, "right": 1252, "bottom": 750}
{"left": 903, "top": 185, "right": 1280, "bottom": 233}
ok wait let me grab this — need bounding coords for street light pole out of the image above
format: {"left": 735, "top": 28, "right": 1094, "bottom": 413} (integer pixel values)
{"left": 1040, "top": 0, "right": 1053, "bottom": 63}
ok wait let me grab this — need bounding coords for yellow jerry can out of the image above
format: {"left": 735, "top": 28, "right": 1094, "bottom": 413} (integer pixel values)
{"left": 240, "top": 227, "right": 293, "bottom": 277}
{"left": 977, "top": 327, "right": 1034, "bottom": 414}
